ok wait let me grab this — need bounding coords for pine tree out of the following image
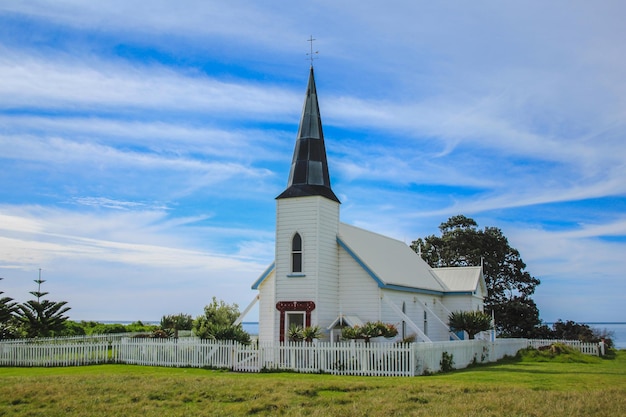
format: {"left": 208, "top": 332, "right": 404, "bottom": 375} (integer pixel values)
{"left": 0, "top": 277, "right": 19, "bottom": 340}
{"left": 17, "top": 270, "right": 71, "bottom": 338}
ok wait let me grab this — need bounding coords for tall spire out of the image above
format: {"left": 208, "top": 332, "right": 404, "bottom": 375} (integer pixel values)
{"left": 277, "top": 67, "right": 340, "bottom": 203}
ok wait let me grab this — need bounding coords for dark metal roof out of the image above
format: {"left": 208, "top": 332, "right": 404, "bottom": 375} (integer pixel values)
{"left": 276, "top": 67, "right": 340, "bottom": 203}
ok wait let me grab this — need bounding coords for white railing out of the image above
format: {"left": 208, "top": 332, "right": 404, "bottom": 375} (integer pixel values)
{"left": 256, "top": 341, "right": 415, "bottom": 376}
{"left": 1, "top": 333, "right": 148, "bottom": 344}
{"left": 114, "top": 338, "right": 237, "bottom": 369}
{"left": 0, "top": 337, "right": 604, "bottom": 375}
{"left": 527, "top": 339, "right": 603, "bottom": 356}
{"left": 412, "top": 338, "right": 529, "bottom": 374}
{"left": 112, "top": 338, "right": 530, "bottom": 376}
{"left": 0, "top": 342, "right": 110, "bottom": 367}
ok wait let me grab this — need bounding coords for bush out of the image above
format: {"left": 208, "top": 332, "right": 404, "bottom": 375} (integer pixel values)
{"left": 341, "top": 321, "right": 398, "bottom": 343}
{"left": 57, "top": 320, "right": 86, "bottom": 336}
{"left": 80, "top": 321, "right": 158, "bottom": 335}
{"left": 518, "top": 344, "right": 601, "bottom": 364}
{"left": 196, "top": 323, "right": 251, "bottom": 344}
{"left": 440, "top": 351, "right": 455, "bottom": 372}
{"left": 192, "top": 297, "right": 251, "bottom": 344}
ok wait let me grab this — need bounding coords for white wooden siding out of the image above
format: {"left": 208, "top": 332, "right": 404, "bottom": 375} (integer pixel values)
{"left": 257, "top": 270, "right": 276, "bottom": 343}
{"left": 380, "top": 291, "right": 451, "bottom": 342}
{"left": 338, "top": 246, "right": 381, "bottom": 323}
{"left": 274, "top": 196, "right": 340, "bottom": 341}
{"left": 313, "top": 197, "right": 340, "bottom": 333}
{"left": 442, "top": 295, "right": 480, "bottom": 317}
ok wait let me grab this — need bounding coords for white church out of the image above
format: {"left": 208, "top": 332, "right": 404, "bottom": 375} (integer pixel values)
{"left": 242, "top": 67, "right": 486, "bottom": 344}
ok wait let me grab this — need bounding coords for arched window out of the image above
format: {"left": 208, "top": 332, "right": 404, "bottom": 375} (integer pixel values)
{"left": 291, "top": 233, "right": 302, "bottom": 273}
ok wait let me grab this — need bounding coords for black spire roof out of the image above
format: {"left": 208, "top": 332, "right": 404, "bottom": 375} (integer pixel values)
{"left": 276, "top": 67, "right": 340, "bottom": 203}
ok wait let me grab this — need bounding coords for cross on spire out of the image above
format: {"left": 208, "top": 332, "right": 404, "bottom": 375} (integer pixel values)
{"left": 306, "top": 35, "right": 318, "bottom": 67}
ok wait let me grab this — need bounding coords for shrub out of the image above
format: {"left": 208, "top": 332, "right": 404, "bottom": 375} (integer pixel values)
{"left": 440, "top": 351, "right": 455, "bottom": 372}
{"left": 341, "top": 321, "right": 398, "bottom": 343}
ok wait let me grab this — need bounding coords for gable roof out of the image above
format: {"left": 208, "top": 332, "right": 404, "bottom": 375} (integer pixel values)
{"left": 252, "top": 226, "right": 484, "bottom": 297}
{"left": 337, "top": 223, "right": 449, "bottom": 294}
{"left": 251, "top": 262, "right": 274, "bottom": 290}
{"left": 432, "top": 266, "right": 486, "bottom": 295}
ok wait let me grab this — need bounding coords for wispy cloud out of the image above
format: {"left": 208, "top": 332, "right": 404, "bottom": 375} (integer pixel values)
{"left": 0, "top": 47, "right": 299, "bottom": 118}
{"left": 0, "top": 205, "right": 268, "bottom": 268}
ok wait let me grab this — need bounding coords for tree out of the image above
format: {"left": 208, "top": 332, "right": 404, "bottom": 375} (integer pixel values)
{"left": 551, "top": 320, "right": 595, "bottom": 342}
{"left": 57, "top": 320, "right": 87, "bottom": 337}
{"left": 492, "top": 296, "right": 542, "bottom": 338}
{"left": 412, "top": 215, "right": 541, "bottom": 337}
{"left": 192, "top": 297, "right": 250, "bottom": 344}
{"left": 160, "top": 313, "right": 193, "bottom": 338}
{"left": 448, "top": 310, "right": 492, "bottom": 340}
{"left": 0, "top": 277, "right": 19, "bottom": 340}
{"left": 17, "top": 272, "right": 71, "bottom": 338}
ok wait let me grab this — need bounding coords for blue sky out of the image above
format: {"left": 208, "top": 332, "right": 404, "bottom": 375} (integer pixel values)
{"left": 1, "top": 1, "right": 625, "bottom": 323}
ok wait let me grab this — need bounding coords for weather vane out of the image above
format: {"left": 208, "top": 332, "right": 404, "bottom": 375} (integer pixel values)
{"left": 306, "top": 35, "right": 318, "bottom": 67}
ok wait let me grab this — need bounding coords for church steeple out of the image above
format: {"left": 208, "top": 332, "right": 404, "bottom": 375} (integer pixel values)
{"left": 276, "top": 67, "right": 340, "bottom": 203}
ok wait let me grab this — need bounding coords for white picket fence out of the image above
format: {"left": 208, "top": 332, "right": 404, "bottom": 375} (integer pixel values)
{"left": 1, "top": 332, "right": 145, "bottom": 344}
{"left": 255, "top": 341, "right": 416, "bottom": 376}
{"left": 0, "top": 342, "right": 110, "bottom": 367}
{"left": 413, "top": 338, "right": 529, "bottom": 374}
{"left": 527, "top": 339, "right": 604, "bottom": 356}
{"left": 115, "top": 338, "right": 239, "bottom": 369}
{"left": 0, "top": 337, "right": 603, "bottom": 375}
{"left": 111, "top": 338, "right": 528, "bottom": 376}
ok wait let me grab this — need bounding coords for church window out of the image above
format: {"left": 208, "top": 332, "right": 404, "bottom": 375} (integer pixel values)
{"left": 423, "top": 311, "right": 428, "bottom": 336}
{"left": 286, "top": 312, "right": 305, "bottom": 339}
{"left": 291, "top": 233, "right": 303, "bottom": 273}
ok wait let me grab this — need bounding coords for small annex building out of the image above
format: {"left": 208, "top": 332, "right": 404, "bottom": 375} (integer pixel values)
{"left": 241, "top": 67, "right": 486, "bottom": 344}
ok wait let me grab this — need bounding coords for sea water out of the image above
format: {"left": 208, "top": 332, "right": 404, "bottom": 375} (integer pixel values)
{"left": 586, "top": 322, "right": 626, "bottom": 349}
{"left": 242, "top": 321, "right": 259, "bottom": 336}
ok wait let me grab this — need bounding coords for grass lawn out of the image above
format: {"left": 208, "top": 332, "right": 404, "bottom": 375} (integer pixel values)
{"left": 1, "top": 350, "right": 624, "bottom": 416}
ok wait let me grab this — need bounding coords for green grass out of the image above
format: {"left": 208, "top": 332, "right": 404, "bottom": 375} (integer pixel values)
{"left": 1, "top": 350, "right": 624, "bottom": 416}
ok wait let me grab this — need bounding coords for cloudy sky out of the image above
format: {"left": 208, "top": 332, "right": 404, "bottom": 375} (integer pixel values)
{"left": 1, "top": 1, "right": 625, "bottom": 324}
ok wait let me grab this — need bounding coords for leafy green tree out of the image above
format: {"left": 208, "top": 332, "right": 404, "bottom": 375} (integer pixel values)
{"left": 73, "top": 321, "right": 156, "bottom": 336}
{"left": 160, "top": 313, "right": 193, "bottom": 338}
{"left": 493, "top": 296, "right": 543, "bottom": 338}
{"left": 551, "top": 320, "right": 595, "bottom": 342}
{"left": 193, "top": 297, "right": 250, "bottom": 344}
{"left": 57, "top": 320, "right": 87, "bottom": 336}
{"left": 17, "top": 274, "right": 71, "bottom": 338}
{"left": 412, "top": 215, "right": 541, "bottom": 337}
{"left": 448, "top": 310, "right": 493, "bottom": 340}
{"left": 0, "top": 277, "right": 19, "bottom": 340}
{"left": 87, "top": 323, "right": 128, "bottom": 334}
{"left": 124, "top": 321, "right": 159, "bottom": 333}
